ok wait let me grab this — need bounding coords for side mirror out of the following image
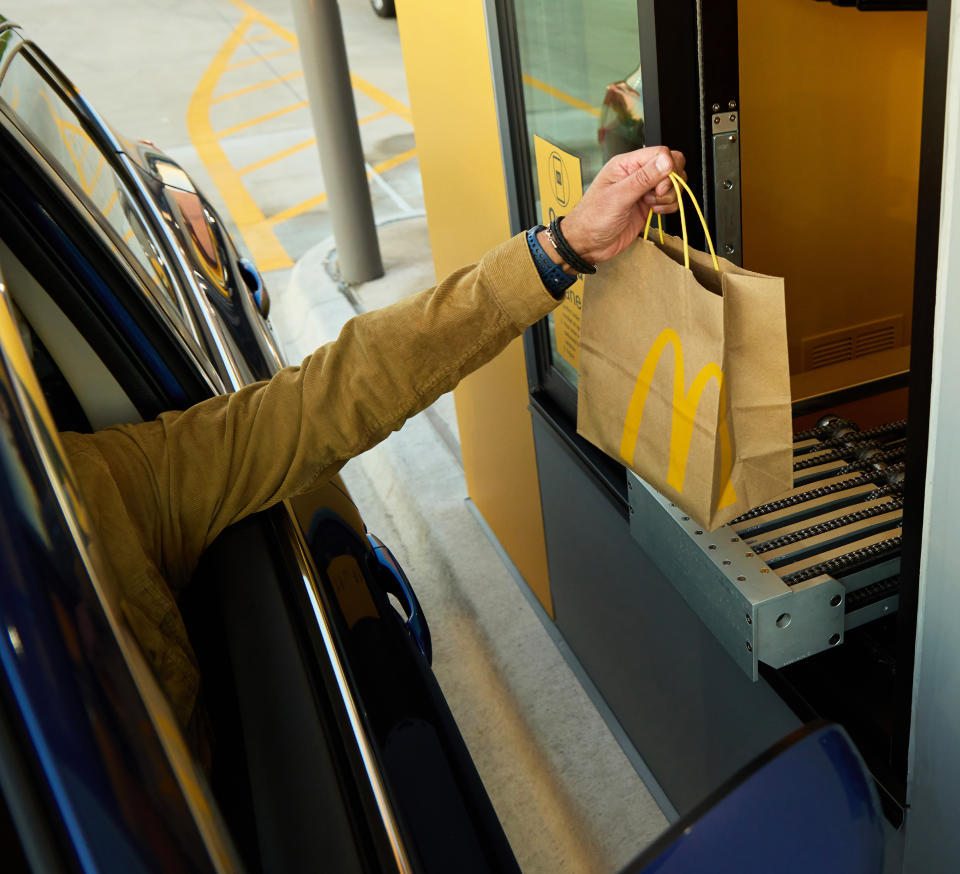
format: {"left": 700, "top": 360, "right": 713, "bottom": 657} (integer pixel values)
{"left": 237, "top": 257, "right": 270, "bottom": 319}
{"left": 620, "top": 722, "right": 884, "bottom": 874}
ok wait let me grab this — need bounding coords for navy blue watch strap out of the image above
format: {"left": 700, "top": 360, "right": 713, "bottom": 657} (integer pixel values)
{"left": 526, "top": 225, "right": 576, "bottom": 300}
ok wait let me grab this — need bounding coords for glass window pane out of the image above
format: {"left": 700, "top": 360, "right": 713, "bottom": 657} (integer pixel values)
{"left": 516, "top": 1, "right": 644, "bottom": 189}
{"left": 0, "top": 51, "right": 179, "bottom": 308}
{"left": 514, "top": 0, "right": 643, "bottom": 389}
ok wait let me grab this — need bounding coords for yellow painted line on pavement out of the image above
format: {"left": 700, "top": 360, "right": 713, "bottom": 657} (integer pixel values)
{"left": 242, "top": 31, "right": 277, "bottom": 44}
{"left": 211, "top": 70, "right": 303, "bottom": 104}
{"left": 238, "top": 138, "right": 314, "bottom": 175}
{"left": 225, "top": 0, "right": 413, "bottom": 123}
{"left": 521, "top": 73, "right": 601, "bottom": 118}
{"left": 219, "top": 104, "right": 385, "bottom": 141}
{"left": 225, "top": 46, "right": 297, "bottom": 71}
{"left": 187, "top": 0, "right": 417, "bottom": 269}
{"left": 41, "top": 91, "right": 96, "bottom": 191}
{"left": 267, "top": 192, "right": 327, "bottom": 227}
{"left": 87, "top": 154, "right": 106, "bottom": 195}
{"left": 216, "top": 100, "right": 309, "bottom": 138}
{"left": 348, "top": 74, "right": 411, "bottom": 124}
{"left": 237, "top": 111, "right": 389, "bottom": 175}
{"left": 187, "top": 12, "right": 293, "bottom": 270}
{"left": 358, "top": 109, "right": 390, "bottom": 125}
{"left": 227, "top": 0, "right": 302, "bottom": 42}
{"left": 373, "top": 147, "right": 417, "bottom": 175}
{"left": 265, "top": 148, "right": 418, "bottom": 227}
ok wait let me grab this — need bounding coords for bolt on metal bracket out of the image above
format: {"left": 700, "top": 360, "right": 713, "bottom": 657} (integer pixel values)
{"left": 628, "top": 472, "right": 857, "bottom": 681}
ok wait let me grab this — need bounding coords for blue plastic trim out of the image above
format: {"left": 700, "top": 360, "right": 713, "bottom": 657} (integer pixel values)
{"left": 622, "top": 722, "right": 885, "bottom": 874}
{"left": 237, "top": 256, "right": 267, "bottom": 316}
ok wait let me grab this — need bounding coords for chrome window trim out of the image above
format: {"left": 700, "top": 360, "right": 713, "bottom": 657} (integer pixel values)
{"left": 232, "top": 256, "right": 287, "bottom": 372}
{"left": 201, "top": 207, "right": 286, "bottom": 374}
{"left": 114, "top": 148, "right": 246, "bottom": 391}
{"left": 0, "top": 109, "right": 224, "bottom": 397}
{"left": 2, "top": 41, "right": 213, "bottom": 359}
{"left": 0, "top": 280, "right": 241, "bottom": 873}
{"left": 280, "top": 503, "right": 414, "bottom": 874}
{"left": 11, "top": 36, "right": 271, "bottom": 391}
{"left": 0, "top": 24, "right": 23, "bottom": 81}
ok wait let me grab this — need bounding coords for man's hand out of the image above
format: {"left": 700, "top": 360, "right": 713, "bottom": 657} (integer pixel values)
{"left": 539, "top": 146, "right": 686, "bottom": 272}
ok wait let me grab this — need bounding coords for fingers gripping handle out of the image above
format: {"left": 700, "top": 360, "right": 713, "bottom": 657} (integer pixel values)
{"left": 643, "top": 172, "right": 720, "bottom": 271}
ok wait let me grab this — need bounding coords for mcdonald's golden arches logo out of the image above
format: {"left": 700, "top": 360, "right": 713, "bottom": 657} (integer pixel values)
{"left": 619, "top": 328, "right": 737, "bottom": 511}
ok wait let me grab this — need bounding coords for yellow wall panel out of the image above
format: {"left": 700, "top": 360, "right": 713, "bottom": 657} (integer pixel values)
{"left": 738, "top": 0, "right": 926, "bottom": 374}
{"left": 396, "top": 0, "right": 553, "bottom": 614}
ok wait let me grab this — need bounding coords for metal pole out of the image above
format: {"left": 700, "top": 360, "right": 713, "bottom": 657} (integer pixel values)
{"left": 291, "top": 0, "right": 384, "bottom": 283}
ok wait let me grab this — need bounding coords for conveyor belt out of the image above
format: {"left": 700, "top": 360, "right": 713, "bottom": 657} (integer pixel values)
{"left": 844, "top": 575, "right": 901, "bottom": 612}
{"left": 627, "top": 416, "right": 906, "bottom": 681}
{"left": 626, "top": 413, "right": 906, "bottom": 677}
{"left": 733, "top": 414, "right": 904, "bottom": 597}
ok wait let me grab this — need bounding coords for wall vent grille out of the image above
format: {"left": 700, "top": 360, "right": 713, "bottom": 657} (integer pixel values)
{"left": 801, "top": 315, "right": 904, "bottom": 371}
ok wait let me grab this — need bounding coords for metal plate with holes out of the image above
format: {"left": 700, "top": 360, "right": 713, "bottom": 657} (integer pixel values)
{"left": 712, "top": 125, "right": 742, "bottom": 265}
{"left": 711, "top": 110, "right": 739, "bottom": 135}
{"left": 628, "top": 471, "right": 849, "bottom": 680}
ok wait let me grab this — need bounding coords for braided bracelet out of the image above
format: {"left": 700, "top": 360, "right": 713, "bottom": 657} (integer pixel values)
{"left": 549, "top": 216, "right": 597, "bottom": 275}
{"left": 542, "top": 227, "right": 568, "bottom": 270}
{"left": 544, "top": 222, "right": 587, "bottom": 275}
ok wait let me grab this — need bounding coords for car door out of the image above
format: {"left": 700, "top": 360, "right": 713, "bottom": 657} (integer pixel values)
{"left": 0, "top": 20, "right": 523, "bottom": 874}
{"left": 0, "top": 39, "right": 412, "bottom": 872}
{"left": 0, "top": 227, "right": 235, "bottom": 872}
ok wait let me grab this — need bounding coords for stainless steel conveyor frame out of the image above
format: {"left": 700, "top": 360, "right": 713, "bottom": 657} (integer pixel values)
{"left": 627, "top": 472, "right": 901, "bottom": 680}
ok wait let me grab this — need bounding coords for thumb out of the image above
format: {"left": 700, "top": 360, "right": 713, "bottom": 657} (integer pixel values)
{"left": 618, "top": 150, "right": 676, "bottom": 202}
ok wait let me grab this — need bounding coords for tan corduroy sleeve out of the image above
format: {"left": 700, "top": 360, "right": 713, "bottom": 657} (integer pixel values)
{"left": 69, "top": 233, "right": 560, "bottom": 589}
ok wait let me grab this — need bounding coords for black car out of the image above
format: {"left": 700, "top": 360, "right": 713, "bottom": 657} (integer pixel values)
{"left": 0, "top": 17, "right": 520, "bottom": 873}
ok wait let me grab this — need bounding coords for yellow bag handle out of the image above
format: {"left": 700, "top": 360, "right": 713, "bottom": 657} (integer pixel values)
{"left": 643, "top": 171, "right": 720, "bottom": 271}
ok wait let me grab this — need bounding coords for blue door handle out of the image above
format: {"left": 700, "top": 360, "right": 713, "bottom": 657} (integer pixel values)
{"left": 367, "top": 533, "right": 432, "bottom": 665}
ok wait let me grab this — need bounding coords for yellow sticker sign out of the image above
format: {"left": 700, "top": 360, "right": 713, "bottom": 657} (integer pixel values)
{"left": 533, "top": 135, "right": 583, "bottom": 371}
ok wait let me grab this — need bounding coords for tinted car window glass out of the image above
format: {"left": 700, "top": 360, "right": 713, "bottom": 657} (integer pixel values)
{"left": 0, "top": 50, "right": 179, "bottom": 308}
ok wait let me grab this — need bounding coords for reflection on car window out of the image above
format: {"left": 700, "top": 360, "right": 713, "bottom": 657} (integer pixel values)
{"left": 0, "top": 50, "right": 179, "bottom": 308}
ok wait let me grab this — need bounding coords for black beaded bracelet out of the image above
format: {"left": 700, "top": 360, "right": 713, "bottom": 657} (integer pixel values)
{"left": 549, "top": 216, "right": 597, "bottom": 275}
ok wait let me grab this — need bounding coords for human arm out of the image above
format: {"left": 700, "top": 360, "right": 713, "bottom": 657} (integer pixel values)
{"left": 65, "top": 147, "right": 685, "bottom": 589}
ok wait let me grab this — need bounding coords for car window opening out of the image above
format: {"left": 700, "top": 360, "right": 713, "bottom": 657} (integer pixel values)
{"left": 0, "top": 237, "right": 141, "bottom": 431}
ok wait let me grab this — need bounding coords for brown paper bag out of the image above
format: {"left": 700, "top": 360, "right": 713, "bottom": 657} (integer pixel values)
{"left": 577, "top": 216, "right": 792, "bottom": 530}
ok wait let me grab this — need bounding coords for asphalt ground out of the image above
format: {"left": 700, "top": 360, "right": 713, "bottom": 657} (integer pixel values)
{"left": 6, "top": 0, "right": 421, "bottom": 274}
{"left": 4, "top": 1, "right": 670, "bottom": 869}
